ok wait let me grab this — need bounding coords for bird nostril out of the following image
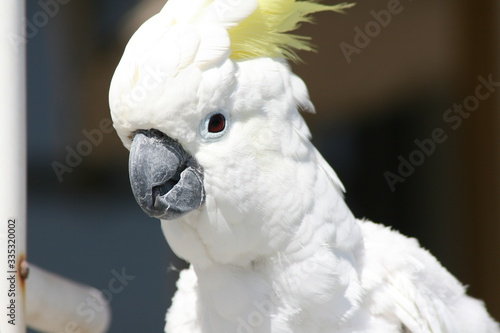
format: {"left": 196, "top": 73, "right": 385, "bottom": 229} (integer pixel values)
{"left": 151, "top": 163, "right": 186, "bottom": 206}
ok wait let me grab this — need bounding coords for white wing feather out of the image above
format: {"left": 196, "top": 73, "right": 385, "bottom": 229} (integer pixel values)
{"left": 359, "top": 221, "right": 500, "bottom": 333}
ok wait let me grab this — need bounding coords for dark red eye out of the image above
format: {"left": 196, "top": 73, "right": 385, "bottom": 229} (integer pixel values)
{"left": 208, "top": 113, "right": 226, "bottom": 133}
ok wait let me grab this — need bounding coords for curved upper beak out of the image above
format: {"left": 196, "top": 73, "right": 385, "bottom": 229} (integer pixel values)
{"left": 129, "top": 129, "right": 205, "bottom": 220}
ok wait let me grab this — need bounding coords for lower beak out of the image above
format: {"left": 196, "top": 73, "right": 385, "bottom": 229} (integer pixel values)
{"left": 128, "top": 129, "right": 205, "bottom": 220}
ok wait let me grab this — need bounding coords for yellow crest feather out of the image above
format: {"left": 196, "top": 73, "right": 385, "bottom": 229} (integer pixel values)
{"left": 228, "top": 0, "right": 354, "bottom": 62}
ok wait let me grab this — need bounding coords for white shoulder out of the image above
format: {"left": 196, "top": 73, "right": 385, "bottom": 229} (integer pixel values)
{"left": 359, "top": 221, "right": 499, "bottom": 333}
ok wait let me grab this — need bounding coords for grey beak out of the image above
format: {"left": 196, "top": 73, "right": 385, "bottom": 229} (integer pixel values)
{"left": 129, "top": 129, "right": 205, "bottom": 220}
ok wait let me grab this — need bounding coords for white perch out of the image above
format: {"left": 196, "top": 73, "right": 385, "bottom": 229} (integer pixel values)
{"left": 26, "top": 264, "right": 111, "bottom": 333}
{"left": 0, "top": 0, "right": 27, "bottom": 331}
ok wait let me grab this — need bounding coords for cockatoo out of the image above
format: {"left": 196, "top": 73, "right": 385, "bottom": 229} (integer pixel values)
{"left": 109, "top": 0, "right": 500, "bottom": 332}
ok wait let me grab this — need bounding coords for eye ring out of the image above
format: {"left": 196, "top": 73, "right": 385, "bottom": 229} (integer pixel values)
{"left": 200, "top": 111, "right": 229, "bottom": 141}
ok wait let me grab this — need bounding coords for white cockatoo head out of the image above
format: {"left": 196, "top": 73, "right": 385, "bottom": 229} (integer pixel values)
{"left": 109, "top": 0, "right": 352, "bottom": 267}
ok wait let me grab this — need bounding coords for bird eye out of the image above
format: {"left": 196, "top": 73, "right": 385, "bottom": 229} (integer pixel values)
{"left": 208, "top": 113, "right": 226, "bottom": 133}
{"left": 200, "top": 111, "right": 229, "bottom": 141}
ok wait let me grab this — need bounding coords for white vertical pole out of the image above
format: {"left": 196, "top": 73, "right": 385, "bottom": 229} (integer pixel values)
{"left": 0, "top": 0, "right": 27, "bottom": 332}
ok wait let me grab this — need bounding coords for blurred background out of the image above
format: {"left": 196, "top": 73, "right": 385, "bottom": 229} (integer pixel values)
{"left": 25, "top": 0, "right": 499, "bottom": 331}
